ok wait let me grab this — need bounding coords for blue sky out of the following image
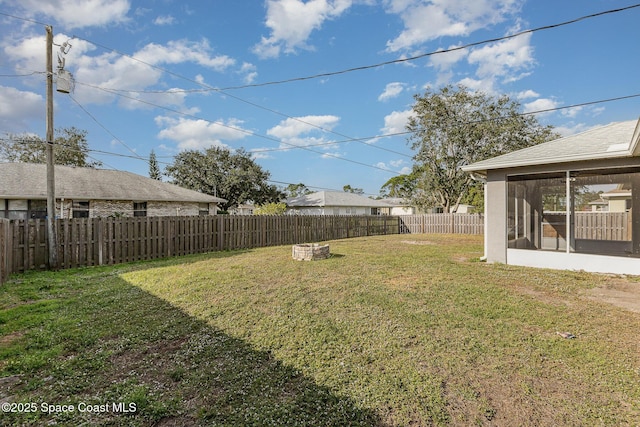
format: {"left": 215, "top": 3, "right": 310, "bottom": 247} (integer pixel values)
{"left": 1, "top": 0, "right": 639, "bottom": 197}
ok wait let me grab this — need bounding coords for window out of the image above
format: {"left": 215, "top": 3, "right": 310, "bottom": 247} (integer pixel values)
{"left": 507, "top": 169, "right": 640, "bottom": 257}
{"left": 199, "top": 203, "right": 210, "bottom": 216}
{"left": 29, "top": 200, "right": 47, "bottom": 219}
{"left": 133, "top": 202, "right": 147, "bottom": 217}
{"left": 72, "top": 201, "right": 90, "bottom": 218}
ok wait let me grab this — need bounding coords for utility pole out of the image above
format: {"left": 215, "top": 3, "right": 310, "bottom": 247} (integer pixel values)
{"left": 45, "top": 25, "right": 58, "bottom": 269}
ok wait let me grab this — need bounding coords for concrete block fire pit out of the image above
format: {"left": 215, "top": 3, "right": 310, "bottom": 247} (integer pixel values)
{"left": 292, "top": 243, "right": 330, "bottom": 261}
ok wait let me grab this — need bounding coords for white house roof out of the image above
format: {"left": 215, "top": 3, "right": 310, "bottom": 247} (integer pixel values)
{"left": 286, "top": 191, "right": 390, "bottom": 208}
{"left": 462, "top": 118, "right": 640, "bottom": 174}
{"left": 0, "top": 163, "right": 226, "bottom": 203}
{"left": 380, "top": 197, "right": 412, "bottom": 207}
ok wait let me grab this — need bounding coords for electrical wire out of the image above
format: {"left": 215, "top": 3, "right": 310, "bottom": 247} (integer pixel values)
{"left": 0, "top": 10, "right": 49, "bottom": 27}
{"left": 74, "top": 4, "right": 640, "bottom": 92}
{"left": 68, "top": 95, "right": 147, "bottom": 162}
{"left": 4, "top": 4, "right": 635, "bottom": 168}
{"left": 84, "top": 84, "right": 402, "bottom": 174}
{"left": 66, "top": 3, "right": 640, "bottom": 163}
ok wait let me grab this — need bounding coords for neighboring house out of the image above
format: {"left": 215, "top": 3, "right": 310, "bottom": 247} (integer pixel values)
{"left": 462, "top": 117, "right": 640, "bottom": 275}
{"left": 230, "top": 203, "right": 256, "bottom": 215}
{"left": 600, "top": 185, "right": 632, "bottom": 212}
{"left": 286, "top": 191, "right": 390, "bottom": 215}
{"left": 380, "top": 198, "right": 419, "bottom": 215}
{"left": 455, "top": 204, "right": 476, "bottom": 214}
{"left": 0, "top": 163, "right": 226, "bottom": 219}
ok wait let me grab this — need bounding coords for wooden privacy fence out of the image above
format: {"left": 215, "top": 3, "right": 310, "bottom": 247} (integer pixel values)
{"left": 399, "top": 213, "right": 484, "bottom": 235}
{"left": 0, "top": 214, "right": 486, "bottom": 281}
{"left": 574, "top": 211, "right": 631, "bottom": 241}
{"left": 3, "top": 215, "right": 401, "bottom": 276}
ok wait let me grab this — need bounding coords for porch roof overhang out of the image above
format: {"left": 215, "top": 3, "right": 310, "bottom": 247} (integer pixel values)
{"left": 461, "top": 118, "right": 640, "bottom": 175}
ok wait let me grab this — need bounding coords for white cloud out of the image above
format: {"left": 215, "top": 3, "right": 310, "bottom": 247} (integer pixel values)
{"left": 0, "top": 86, "right": 43, "bottom": 132}
{"left": 385, "top": 0, "right": 522, "bottom": 52}
{"left": 522, "top": 97, "right": 558, "bottom": 115}
{"left": 378, "top": 82, "right": 405, "bottom": 102}
{"left": 268, "top": 115, "right": 339, "bottom": 138}
{"left": 267, "top": 115, "right": 340, "bottom": 150}
{"left": 381, "top": 109, "right": 413, "bottom": 135}
{"left": 4, "top": 35, "right": 236, "bottom": 108}
{"left": 561, "top": 106, "right": 583, "bottom": 118}
{"left": 154, "top": 15, "right": 176, "bottom": 25}
{"left": 429, "top": 45, "right": 468, "bottom": 72}
{"left": 375, "top": 160, "right": 410, "bottom": 173}
{"left": 135, "top": 39, "right": 235, "bottom": 71}
{"left": 240, "top": 62, "right": 258, "bottom": 84}
{"left": 456, "top": 77, "right": 496, "bottom": 94}
{"left": 554, "top": 122, "right": 593, "bottom": 137}
{"left": 516, "top": 89, "right": 539, "bottom": 100}
{"left": 155, "top": 116, "right": 248, "bottom": 150}
{"left": 467, "top": 32, "right": 534, "bottom": 81}
{"left": 17, "top": 0, "right": 130, "bottom": 29}
{"left": 253, "top": 0, "right": 353, "bottom": 58}
{"left": 249, "top": 148, "right": 274, "bottom": 160}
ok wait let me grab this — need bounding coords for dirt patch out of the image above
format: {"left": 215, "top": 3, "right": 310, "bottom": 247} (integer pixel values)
{"left": 401, "top": 240, "right": 435, "bottom": 245}
{"left": 0, "top": 331, "right": 24, "bottom": 346}
{"left": 583, "top": 278, "right": 640, "bottom": 313}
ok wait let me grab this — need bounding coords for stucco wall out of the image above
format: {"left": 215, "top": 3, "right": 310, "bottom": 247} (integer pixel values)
{"left": 486, "top": 170, "right": 507, "bottom": 263}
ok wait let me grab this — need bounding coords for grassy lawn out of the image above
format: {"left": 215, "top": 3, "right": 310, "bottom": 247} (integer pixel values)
{"left": 1, "top": 234, "right": 639, "bottom": 426}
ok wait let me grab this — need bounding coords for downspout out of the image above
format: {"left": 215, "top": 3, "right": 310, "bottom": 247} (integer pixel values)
{"left": 470, "top": 172, "right": 488, "bottom": 261}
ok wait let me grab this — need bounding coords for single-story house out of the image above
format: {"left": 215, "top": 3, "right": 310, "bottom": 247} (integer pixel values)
{"left": 286, "top": 191, "right": 390, "bottom": 215}
{"left": 380, "top": 197, "right": 417, "bottom": 215}
{"left": 462, "top": 117, "right": 640, "bottom": 275}
{"left": 229, "top": 203, "right": 256, "bottom": 215}
{"left": 0, "top": 163, "right": 226, "bottom": 219}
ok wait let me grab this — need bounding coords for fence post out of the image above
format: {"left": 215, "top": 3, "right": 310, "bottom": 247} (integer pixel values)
{"left": 0, "top": 219, "right": 9, "bottom": 284}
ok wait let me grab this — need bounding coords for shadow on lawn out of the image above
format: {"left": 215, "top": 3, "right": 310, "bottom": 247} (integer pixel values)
{"left": 0, "top": 267, "right": 382, "bottom": 427}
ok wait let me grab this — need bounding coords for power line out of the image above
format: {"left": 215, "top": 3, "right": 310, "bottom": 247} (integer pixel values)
{"left": 68, "top": 95, "right": 146, "bottom": 162}
{"left": 82, "top": 83, "right": 402, "bottom": 174}
{"left": 63, "top": 3, "right": 640, "bottom": 164}
{"left": 5, "top": 90, "right": 640, "bottom": 166}
{"left": 77, "top": 4, "right": 640, "bottom": 93}
{"left": 0, "top": 10, "right": 49, "bottom": 27}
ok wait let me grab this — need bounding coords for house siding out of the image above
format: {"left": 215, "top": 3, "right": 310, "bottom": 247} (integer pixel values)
{"left": 287, "top": 206, "right": 377, "bottom": 215}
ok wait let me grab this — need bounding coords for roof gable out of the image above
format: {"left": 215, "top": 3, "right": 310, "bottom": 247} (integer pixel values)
{"left": 0, "top": 163, "right": 226, "bottom": 203}
{"left": 462, "top": 118, "right": 640, "bottom": 173}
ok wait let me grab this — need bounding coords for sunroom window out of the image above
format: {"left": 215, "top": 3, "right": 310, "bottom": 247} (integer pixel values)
{"left": 507, "top": 168, "right": 639, "bottom": 257}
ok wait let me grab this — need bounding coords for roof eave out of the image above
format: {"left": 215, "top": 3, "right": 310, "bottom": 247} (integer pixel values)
{"left": 461, "top": 150, "right": 633, "bottom": 174}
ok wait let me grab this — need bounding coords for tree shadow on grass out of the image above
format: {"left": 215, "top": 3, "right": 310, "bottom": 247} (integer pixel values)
{"left": 0, "top": 270, "right": 382, "bottom": 426}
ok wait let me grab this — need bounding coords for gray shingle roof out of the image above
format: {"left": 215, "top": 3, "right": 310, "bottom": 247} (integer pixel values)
{"left": 462, "top": 118, "right": 640, "bottom": 174}
{"left": 0, "top": 163, "right": 226, "bottom": 203}
{"left": 286, "top": 191, "right": 389, "bottom": 207}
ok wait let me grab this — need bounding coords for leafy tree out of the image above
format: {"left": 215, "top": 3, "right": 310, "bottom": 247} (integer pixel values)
{"left": 165, "top": 146, "right": 284, "bottom": 212}
{"left": 343, "top": 184, "right": 364, "bottom": 195}
{"left": 254, "top": 202, "right": 287, "bottom": 215}
{"left": 285, "top": 183, "right": 312, "bottom": 197}
{"left": 149, "top": 149, "right": 161, "bottom": 180}
{"left": 379, "top": 174, "right": 416, "bottom": 199}
{"left": 0, "top": 127, "right": 101, "bottom": 167}
{"left": 407, "top": 85, "right": 559, "bottom": 213}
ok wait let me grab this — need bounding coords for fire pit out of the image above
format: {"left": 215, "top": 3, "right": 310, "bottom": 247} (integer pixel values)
{"left": 292, "top": 243, "right": 330, "bottom": 261}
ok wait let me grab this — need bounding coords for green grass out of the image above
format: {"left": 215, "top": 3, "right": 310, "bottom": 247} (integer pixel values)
{"left": 1, "top": 234, "right": 639, "bottom": 426}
